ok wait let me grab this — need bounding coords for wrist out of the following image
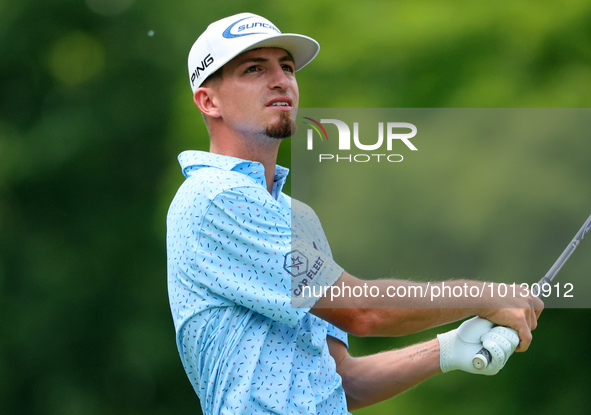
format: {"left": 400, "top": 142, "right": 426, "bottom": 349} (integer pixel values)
{"left": 436, "top": 329, "right": 457, "bottom": 373}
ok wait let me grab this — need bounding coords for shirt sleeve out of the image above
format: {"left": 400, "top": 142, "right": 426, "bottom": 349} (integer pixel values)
{"left": 289, "top": 198, "right": 345, "bottom": 308}
{"left": 327, "top": 324, "right": 349, "bottom": 348}
{"left": 196, "top": 185, "right": 343, "bottom": 327}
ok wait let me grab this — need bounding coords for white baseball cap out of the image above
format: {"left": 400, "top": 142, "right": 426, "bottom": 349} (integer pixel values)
{"left": 187, "top": 13, "right": 320, "bottom": 92}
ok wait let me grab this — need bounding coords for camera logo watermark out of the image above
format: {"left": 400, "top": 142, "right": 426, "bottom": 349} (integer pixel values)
{"left": 301, "top": 117, "right": 418, "bottom": 163}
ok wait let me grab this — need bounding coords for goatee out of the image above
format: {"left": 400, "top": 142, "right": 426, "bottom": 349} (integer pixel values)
{"left": 265, "top": 112, "right": 296, "bottom": 139}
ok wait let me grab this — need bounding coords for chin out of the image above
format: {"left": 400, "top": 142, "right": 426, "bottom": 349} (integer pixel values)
{"left": 265, "top": 114, "right": 296, "bottom": 139}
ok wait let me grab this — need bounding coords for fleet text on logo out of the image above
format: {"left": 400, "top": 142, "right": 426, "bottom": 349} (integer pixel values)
{"left": 303, "top": 118, "right": 418, "bottom": 163}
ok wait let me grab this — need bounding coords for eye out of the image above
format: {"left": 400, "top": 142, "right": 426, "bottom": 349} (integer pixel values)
{"left": 244, "top": 65, "right": 259, "bottom": 73}
{"left": 282, "top": 63, "right": 295, "bottom": 73}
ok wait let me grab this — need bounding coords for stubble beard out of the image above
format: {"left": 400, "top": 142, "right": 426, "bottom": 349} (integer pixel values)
{"left": 264, "top": 111, "right": 296, "bottom": 139}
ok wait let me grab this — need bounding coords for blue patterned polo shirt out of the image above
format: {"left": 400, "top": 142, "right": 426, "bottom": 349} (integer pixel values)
{"left": 166, "top": 151, "right": 348, "bottom": 414}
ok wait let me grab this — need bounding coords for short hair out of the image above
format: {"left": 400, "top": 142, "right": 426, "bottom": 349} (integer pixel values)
{"left": 198, "top": 67, "right": 223, "bottom": 128}
{"left": 201, "top": 67, "right": 223, "bottom": 87}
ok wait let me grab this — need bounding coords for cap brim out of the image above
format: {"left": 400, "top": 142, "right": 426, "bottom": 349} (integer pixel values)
{"left": 234, "top": 33, "right": 320, "bottom": 72}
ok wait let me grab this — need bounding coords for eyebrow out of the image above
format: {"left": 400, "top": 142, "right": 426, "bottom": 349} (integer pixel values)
{"left": 236, "top": 52, "right": 295, "bottom": 67}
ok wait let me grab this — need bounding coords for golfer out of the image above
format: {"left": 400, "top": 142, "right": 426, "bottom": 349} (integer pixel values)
{"left": 167, "top": 13, "right": 543, "bottom": 414}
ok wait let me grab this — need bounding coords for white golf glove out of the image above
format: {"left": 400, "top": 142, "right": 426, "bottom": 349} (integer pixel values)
{"left": 437, "top": 316, "right": 520, "bottom": 375}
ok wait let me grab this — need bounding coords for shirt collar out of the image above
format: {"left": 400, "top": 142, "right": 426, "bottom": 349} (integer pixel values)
{"left": 178, "top": 150, "right": 290, "bottom": 198}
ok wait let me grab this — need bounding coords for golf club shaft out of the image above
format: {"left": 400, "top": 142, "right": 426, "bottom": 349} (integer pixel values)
{"left": 472, "top": 212, "right": 591, "bottom": 370}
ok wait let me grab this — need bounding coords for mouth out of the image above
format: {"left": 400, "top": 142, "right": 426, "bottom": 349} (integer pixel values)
{"left": 266, "top": 97, "right": 293, "bottom": 109}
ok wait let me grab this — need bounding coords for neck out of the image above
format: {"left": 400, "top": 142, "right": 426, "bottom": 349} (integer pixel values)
{"left": 210, "top": 131, "right": 282, "bottom": 194}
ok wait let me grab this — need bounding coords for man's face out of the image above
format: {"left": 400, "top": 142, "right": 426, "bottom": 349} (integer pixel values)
{"left": 211, "top": 47, "right": 299, "bottom": 140}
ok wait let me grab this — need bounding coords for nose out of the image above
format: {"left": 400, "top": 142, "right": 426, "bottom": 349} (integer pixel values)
{"left": 268, "top": 63, "right": 290, "bottom": 90}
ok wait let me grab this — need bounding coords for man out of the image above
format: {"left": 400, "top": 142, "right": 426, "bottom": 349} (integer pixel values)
{"left": 167, "top": 13, "right": 543, "bottom": 414}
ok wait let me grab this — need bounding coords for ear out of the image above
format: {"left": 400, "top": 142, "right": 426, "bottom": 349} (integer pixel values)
{"left": 193, "top": 87, "right": 221, "bottom": 118}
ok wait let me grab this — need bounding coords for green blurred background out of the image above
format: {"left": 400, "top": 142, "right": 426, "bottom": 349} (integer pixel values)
{"left": 1, "top": 0, "right": 590, "bottom": 414}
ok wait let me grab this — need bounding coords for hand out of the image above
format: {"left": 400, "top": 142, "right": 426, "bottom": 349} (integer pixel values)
{"left": 478, "top": 284, "right": 544, "bottom": 352}
{"left": 437, "top": 317, "right": 519, "bottom": 375}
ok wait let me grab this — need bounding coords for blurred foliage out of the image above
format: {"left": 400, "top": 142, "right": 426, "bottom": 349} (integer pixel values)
{"left": 1, "top": 0, "right": 591, "bottom": 414}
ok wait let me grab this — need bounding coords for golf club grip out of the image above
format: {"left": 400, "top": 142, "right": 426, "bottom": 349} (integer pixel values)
{"left": 472, "top": 212, "right": 591, "bottom": 370}
{"left": 471, "top": 280, "right": 547, "bottom": 370}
